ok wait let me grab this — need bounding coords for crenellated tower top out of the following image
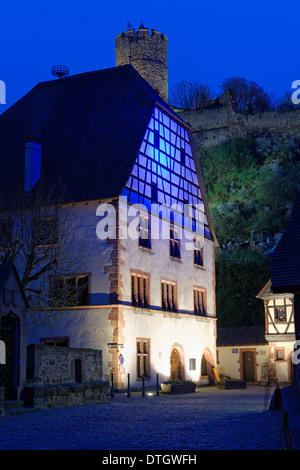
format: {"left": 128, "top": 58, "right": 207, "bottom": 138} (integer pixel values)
{"left": 115, "top": 24, "right": 168, "bottom": 103}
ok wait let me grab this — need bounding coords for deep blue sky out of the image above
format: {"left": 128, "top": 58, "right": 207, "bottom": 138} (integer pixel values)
{"left": 0, "top": 0, "right": 298, "bottom": 114}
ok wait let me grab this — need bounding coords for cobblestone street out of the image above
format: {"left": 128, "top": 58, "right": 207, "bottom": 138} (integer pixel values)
{"left": 0, "top": 386, "right": 285, "bottom": 451}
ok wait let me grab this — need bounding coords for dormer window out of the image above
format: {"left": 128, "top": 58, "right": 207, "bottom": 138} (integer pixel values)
{"left": 24, "top": 131, "right": 41, "bottom": 192}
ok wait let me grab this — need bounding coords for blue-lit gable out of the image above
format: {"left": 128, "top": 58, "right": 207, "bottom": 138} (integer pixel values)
{"left": 121, "top": 106, "right": 212, "bottom": 239}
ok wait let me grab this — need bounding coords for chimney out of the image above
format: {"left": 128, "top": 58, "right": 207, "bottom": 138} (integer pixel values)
{"left": 24, "top": 131, "right": 41, "bottom": 192}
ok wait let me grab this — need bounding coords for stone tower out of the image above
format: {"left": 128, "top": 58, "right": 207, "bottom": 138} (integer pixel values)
{"left": 115, "top": 24, "right": 168, "bottom": 103}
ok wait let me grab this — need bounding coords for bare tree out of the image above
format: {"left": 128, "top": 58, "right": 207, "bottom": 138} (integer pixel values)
{"left": 276, "top": 91, "right": 300, "bottom": 111}
{"left": 170, "top": 78, "right": 214, "bottom": 109}
{"left": 0, "top": 184, "right": 88, "bottom": 332}
{"left": 220, "top": 77, "right": 275, "bottom": 114}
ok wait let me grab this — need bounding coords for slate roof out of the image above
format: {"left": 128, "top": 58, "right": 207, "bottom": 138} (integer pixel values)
{"left": 271, "top": 190, "right": 300, "bottom": 293}
{"left": 217, "top": 326, "right": 267, "bottom": 347}
{"left": 0, "top": 64, "right": 187, "bottom": 206}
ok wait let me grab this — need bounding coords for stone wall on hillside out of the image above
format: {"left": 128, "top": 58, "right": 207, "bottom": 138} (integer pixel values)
{"left": 176, "top": 90, "right": 300, "bottom": 150}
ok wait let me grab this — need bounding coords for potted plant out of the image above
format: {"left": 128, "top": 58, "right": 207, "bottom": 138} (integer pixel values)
{"left": 161, "top": 380, "right": 196, "bottom": 394}
{"left": 217, "top": 377, "right": 247, "bottom": 389}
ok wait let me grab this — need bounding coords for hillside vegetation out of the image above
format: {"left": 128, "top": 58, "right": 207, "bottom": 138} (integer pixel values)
{"left": 199, "top": 135, "right": 300, "bottom": 327}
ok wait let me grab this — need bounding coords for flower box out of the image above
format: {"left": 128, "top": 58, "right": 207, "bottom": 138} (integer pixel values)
{"left": 217, "top": 379, "right": 246, "bottom": 389}
{"left": 161, "top": 381, "right": 196, "bottom": 394}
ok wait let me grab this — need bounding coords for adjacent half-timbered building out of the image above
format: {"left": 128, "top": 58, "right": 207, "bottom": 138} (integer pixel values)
{"left": 256, "top": 280, "right": 295, "bottom": 384}
{"left": 270, "top": 190, "right": 300, "bottom": 388}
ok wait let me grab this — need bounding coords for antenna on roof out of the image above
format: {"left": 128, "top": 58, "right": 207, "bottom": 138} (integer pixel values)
{"left": 51, "top": 65, "right": 69, "bottom": 79}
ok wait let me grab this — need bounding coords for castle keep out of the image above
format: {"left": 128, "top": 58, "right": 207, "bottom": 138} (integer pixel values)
{"left": 115, "top": 25, "right": 168, "bottom": 102}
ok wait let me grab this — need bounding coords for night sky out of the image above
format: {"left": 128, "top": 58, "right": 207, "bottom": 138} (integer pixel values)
{"left": 0, "top": 0, "right": 298, "bottom": 114}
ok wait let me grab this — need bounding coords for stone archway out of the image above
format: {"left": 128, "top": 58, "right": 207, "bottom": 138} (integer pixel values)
{"left": 200, "top": 348, "right": 215, "bottom": 384}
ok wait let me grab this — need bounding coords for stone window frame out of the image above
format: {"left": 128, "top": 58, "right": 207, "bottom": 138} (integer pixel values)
{"left": 33, "top": 215, "right": 60, "bottom": 248}
{"left": 130, "top": 269, "right": 150, "bottom": 309}
{"left": 193, "top": 286, "right": 207, "bottom": 316}
{"left": 194, "top": 236, "right": 204, "bottom": 267}
{"left": 161, "top": 279, "right": 178, "bottom": 312}
{"left": 136, "top": 338, "right": 151, "bottom": 381}
{"left": 275, "top": 346, "right": 285, "bottom": 362}
{"left": 138, "top": 211, "right": 152, "bottom": 251}
{"left": 49, "top": 273, "right": 91, "bottom": 307}
{"left": 169, "top": 222, "right": 181, "bottom": 260}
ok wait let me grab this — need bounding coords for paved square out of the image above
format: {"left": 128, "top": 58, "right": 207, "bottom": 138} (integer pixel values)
{"left": 0, "top": 386, "right": 285, "bottom": 450}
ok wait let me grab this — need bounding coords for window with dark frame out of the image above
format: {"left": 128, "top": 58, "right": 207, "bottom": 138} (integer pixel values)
{"left": 170, "top": 222, "right": 181, "bottom": 259}
{"left": 139, "top": 212, "right": 151, "bottom": 250}
{"left": 0, "top": 219, "right": 13, "bottom": 252}
{"left": 34, "top": 216, "right": 59, "bottom": 247}
{"left": 131, "top": 273, "right": 150, "bottom": 308}
{"left": 275, "top": 306, "right": 287, "bottom": 322}
{"left": 194, "top": 287, "right": 207, "bottom": 316}
{"left": 180, "top": 147, "right": 186, "bottom": 166}
{"left": 276, "top": 349, "right": 284, "bottom": 361}
{"left": 151, "top": 182, "right": 158, "bottom": 203}
{"left": 161, "top": 280, "right": 178, "bottom": 312}
{"left": 136, "top": 339, "right": 150, "bottom": 379}
{"left": 154, "top": 129, "right": 160, "bottom": 149}
{"left": 50, "top": 274, "right": 89, "bottom": 307}
{"left": 194, "top": 237, "right": 204, "bottom": 267}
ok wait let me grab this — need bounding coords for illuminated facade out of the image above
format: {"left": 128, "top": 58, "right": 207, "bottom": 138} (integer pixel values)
{"left": 0, "top": 58, "right": 217, "bottom": 391}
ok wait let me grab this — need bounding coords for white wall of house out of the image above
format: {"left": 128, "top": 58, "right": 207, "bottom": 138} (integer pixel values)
{"left": 119, "top": 211, "right": 216, "bottom": 388}
{"left": 217, "top": 345, "right": 269, "bottom": 382}
{"left": 122, "top": 308, "right": 216, "bottom": 387}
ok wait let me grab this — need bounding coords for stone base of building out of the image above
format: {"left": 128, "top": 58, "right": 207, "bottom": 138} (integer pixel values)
{"left": 23, "top": 380, "right": 111, "bottom": 409}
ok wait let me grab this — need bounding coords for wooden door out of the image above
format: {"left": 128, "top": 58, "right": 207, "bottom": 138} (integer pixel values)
{"left": 170, "top": 348, "right": 181, "bottom": 381}
{"left": 243, "top": 351, "right": 255, "bottom": 382}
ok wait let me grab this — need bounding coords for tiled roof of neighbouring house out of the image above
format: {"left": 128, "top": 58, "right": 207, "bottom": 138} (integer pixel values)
{"left": 0, "top": 64, "right": 186, "bottom": 206}
{"left": 271, "top": 190, "right": 300, "bottom": 293}
{"left": 216, "top": 326, "right": 267, "bottom": 347}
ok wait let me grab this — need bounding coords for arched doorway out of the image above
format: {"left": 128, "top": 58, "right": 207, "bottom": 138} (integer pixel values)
{"left": 0, "top": 314, "right": 20, "bottom": 400}
{"left": 200, "top": 348, "right": 215, "bottom": 384}
{"left": 170, "top": 348, "right": 181, "bottom": 381}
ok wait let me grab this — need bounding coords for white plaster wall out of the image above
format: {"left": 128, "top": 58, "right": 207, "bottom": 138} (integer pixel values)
{"left": 122, "top": 308, "right": 216, "bottom": 387}
{"left": 26, "top": 201, "right": 115, "bottom": 374}
{"left": 120, "top": 212, "right": 215, "bottom": 316}
{"left": 27, "top": 307, "right": 113, "bottom": 378}
{"left": 119, "top": 210, "right": 216, "bottom": 387}
{"left": 217, "top": 345, "right": 269, "bottom": 381}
